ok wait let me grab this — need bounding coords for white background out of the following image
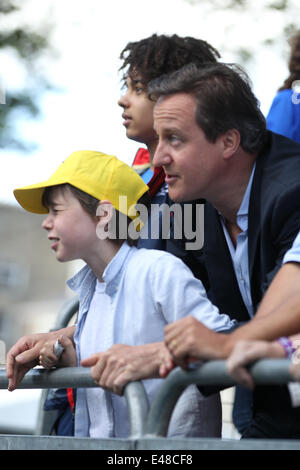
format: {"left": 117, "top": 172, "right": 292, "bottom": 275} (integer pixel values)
{"left": 0, "top": 0, "right": 298, "bottom": 204}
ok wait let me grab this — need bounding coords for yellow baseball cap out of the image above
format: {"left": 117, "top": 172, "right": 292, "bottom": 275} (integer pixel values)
{"left": 13, "top": 151, "right": 149, "bottom": 222}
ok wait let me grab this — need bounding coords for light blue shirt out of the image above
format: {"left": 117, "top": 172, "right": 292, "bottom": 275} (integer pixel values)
{"left": 68, "top": 242, "right": 236, "bottom": 438}
{"left": 283, "top": 230, "right": 300, "bottom": 264}
{"left": 221, "top": 164, "right": 256, "bottom": 318}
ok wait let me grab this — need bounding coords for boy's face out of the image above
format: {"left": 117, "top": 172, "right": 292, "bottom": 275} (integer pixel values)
{"left": 118, "top": 74, "right": 157, "bottom": 148}
{"left": 42, "top": 186, "right": 98, "bottom": 263}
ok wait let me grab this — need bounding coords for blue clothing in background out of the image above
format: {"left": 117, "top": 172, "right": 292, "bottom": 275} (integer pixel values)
{"left": 140, "top": 166, "right": 154, "bottom": 183}
{"left": 267, "top": 89, "right": 300, "bottom": 144}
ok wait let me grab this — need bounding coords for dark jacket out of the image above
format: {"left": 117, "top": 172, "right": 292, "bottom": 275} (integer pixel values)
{"left": 202, "top": 131, "right": 300, "bottom": 438}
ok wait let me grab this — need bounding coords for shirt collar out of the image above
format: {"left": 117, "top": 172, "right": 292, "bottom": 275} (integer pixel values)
{"left": 67, "top": 264, "right": 94, "bottom": 294}
{"left": 102, "top": 241, "right": 132, "bottom": 295}
{"left": 218, "top": 162, "right": 256, "bottom": 231}
{"left": 237, "top": 162, "right": 256, "bottom": 218}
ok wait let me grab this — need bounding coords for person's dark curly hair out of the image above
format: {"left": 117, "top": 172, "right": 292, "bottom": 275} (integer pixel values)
{"left": 119, "top": 34, "right": 220, "bottom": 86}
{"left": 279, "top": 30, "right": 300, "bottom": 91}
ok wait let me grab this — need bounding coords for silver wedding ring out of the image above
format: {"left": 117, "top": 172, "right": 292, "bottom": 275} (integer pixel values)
{"left": 53, "top": 339, "right": 64, "bottom": 358}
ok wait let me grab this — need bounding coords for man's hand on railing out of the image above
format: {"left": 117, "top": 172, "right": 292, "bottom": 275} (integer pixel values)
{"left": 226, "top": 339, "right": 286, "bottom": 389}
{"left": 39, "top": 335, "right": 77, "bottom": 369}
{"left": 6, "top": 325, "right": 76, "bottom": 391}
{"left": 81, "top": 342, "right": 173, "bottom": 395}
{"left": 163, "top": 316, "right": 228, "bottom": 371}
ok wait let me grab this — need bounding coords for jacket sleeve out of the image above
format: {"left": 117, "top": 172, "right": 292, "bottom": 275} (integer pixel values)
{"left": 263, "top": 179, "right": 300, "bottom": 294}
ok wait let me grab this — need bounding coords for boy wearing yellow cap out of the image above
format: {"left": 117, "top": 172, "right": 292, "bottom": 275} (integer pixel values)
{"left": 12, "top": 150, "right": 236, "bottom": 438}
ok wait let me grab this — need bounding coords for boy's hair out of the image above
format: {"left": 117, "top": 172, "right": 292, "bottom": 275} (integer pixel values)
{"left": 42, "top": 183, "right": 151, "bottom": 247}
{"left": 148, "top": 62, "right": 267, "bottom": 155}
{"left": 42, "top": 184, "right": 99, "bottom": 217}
{"left": 119, "top": 34, "right": 220, "bottom": 87}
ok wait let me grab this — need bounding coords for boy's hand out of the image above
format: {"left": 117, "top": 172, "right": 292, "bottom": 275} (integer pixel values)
{"left": 39, "top": 335, "right": 77, "bottom": 368}
{"left": 6, "top": 332, "right": 53, "bottom": 391}
{"left": 6, "top": 326, "right": 76, "bottom": 390}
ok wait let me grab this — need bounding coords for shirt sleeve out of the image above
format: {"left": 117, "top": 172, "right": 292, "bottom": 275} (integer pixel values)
{"left": 149, "top": 252, "right": 237, "bottom": 332}
{"left": 283, "top": 230, "right": 300, "bottom": 264}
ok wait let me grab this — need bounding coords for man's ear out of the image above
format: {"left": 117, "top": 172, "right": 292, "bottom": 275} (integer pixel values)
{"left": 96, "top": 200, "right": 114, "bottom": 226}
{"left": 221, "top": 129, "right": 241, "bottom": 160}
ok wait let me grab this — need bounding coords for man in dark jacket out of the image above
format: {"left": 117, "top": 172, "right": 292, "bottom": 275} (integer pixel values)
{"left": 151, "top": 62, "right": 300, "bottom": 438}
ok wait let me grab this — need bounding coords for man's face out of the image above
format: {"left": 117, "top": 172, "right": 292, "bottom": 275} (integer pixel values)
{"left": 118, "top": 75, "right": 156, "bottom": 146}
{"left": 153, "top": 93, "right": 223, "bottom": 202}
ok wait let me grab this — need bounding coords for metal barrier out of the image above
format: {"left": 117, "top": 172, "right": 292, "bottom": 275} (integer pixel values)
{"left": 2, "top": 297, "right": 300, "bottom": 449}
{"left": 1, "top": 359, "right": 300, "bottom": 450}
{"left": 0, "top": 368, "right": 148, "bottom": 439}
{"left": 51, "top": 296, "right": 79, "bottom": 330}
{"left": 35, "top": 295, "right": 80, "bottom": 435}
{"left": 144, "top": 359, "right": 293, "bottom": 437}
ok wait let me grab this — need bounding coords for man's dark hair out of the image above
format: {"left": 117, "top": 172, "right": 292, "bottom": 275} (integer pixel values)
{"left": 148, "top": 62, "right": 267, "bottom": 154}
{"left": 119, "top": 34, "right": 220, "bottom": 86}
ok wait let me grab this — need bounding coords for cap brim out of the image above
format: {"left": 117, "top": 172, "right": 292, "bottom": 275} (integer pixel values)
{"left": 13, "top": 179, "right": 67, "bottom": 214}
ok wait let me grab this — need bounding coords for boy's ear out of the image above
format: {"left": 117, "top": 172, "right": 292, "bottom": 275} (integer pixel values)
{"left": 96, "top": 200, "right": 114, "bottom": 226}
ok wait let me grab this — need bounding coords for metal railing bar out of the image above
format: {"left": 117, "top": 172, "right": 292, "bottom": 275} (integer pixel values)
{"left": 0, "top": 359, "right": 294, "bottom": 440}
{"left": 0, "top": 367, "right": 94, "bottom": 389}
{"left": 124, "top": 382, "right": 150, "bottom": 438}
{"left": 144, "top": 359, "right": 293, "bottom": 437}
{"left": 52, "top": 296, "right": 79, "bottom": 330}
{"left": 0, "top": 367, "right": 149, "bottom": 438}
{"left": 1, "top": 434, "right": 300, "bottom": 450}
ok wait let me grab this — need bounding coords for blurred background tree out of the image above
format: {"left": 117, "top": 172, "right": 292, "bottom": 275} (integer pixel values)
{"left": 0, "top": 0, "right": 54, "bottom": 151}
{"left": 183, "top": 0, "right": 297, "bottom": 67}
